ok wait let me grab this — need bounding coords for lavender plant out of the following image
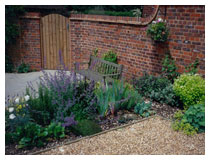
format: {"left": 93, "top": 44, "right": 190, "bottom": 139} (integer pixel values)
{"left": 27, "top": 50, "right": 97, "bottom": 127}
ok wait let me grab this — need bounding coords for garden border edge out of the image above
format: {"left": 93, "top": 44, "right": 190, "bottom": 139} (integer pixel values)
{"left": 30, "top": 115, "right": 159, "bottom": 155}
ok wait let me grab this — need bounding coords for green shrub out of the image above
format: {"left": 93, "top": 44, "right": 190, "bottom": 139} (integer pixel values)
{"left": 17, "top": 62, "right": 30, "bottom": 73}
{"left": 146, "top": 18, "right": 169, "bottom": 42}
{"left": 161, "top": 54, "right": 179, "bottom": 83}
{"left": 133, "top": 73, "right": 181, "bottom": 107}
{"left": 172, "top": 103, "right": 205, "bottom": 135}
{"left": 102, "top": 50, "right": 117, "bottom": 64}
{"left": 149, "top": 84, "right": 182, "bottom": 107}
{"left": 173, "top": 74, "right": 205, "bottom": 109}
{"left": 5, "top": 55, "right": 14, "bottom": 73}
{"left": 95, "top": 80, "right": 142, "bottom": 117}
{"left": 44, "top": 122, "right": 65, "bottom": 139}
{"left": 172, "top": 120, "right": 198, "bottom": 136}
{"left": 6, "top": 121, "right": 66, "bottom": 149}
{"left": 26, "top": 86, "right": 54, "bottom": 126}
{"left": 134, "top": 101, "right": 152, "bottom": 117}
{"left": 182, "top": 104, "right": 205, "bottom": 133}
{"left": 17, "top": 122, "right": 47, "bottom": 148}
{"left": 71, "top": 119, "right": 102, "bottom": 136}
{"left": 133, "top": 73, "right": 171, "bottom": 97}
{"left": 84, "top": 10, "right": 135, "bottom": 17}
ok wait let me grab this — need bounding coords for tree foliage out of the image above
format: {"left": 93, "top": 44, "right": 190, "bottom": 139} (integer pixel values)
{"left": 5, "top": 5, "right": 25, "bottom": 46}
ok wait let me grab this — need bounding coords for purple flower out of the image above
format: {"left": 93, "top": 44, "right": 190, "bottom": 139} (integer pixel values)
{"left": 62, "top": 114, "right": 77, "bottom": 127}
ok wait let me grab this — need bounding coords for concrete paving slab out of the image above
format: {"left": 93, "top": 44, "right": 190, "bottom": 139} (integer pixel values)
{"left": 5, "top": 70, "right": 60, "bottom": 98}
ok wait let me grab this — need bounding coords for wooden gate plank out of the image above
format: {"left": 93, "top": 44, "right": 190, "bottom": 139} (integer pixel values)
{"left": 49, "top": 14, "right": 53, "bottom": 69}
{"left": 63, "top": 15, "right": 67, "bottom": 69}
{"left": 52, "top": 14, "right": 56, "bottom": 69}
{"left": 55, "top": 14, "right": 59, "bottom": 69}
{"left": 58, "top": 15, "right": 63, "bottom": 67}
{"left": 42, "top": 17, "right": 47, "bottom": 68}
{"left": 67, "top": 19, "right": 71, "bottom": 70}
{"left": 41, "top": 14, "right": 70, "bottom": 70}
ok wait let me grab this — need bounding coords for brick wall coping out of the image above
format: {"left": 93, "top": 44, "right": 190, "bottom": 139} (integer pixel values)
{"left": 19, "top": 6, "right": 159, "bottom": 26}
{"left": 69, "top": 6, "right": 159, "bottom": 26}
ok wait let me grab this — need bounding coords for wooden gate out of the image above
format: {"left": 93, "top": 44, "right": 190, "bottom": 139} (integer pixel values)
{"left": 40, "top": 14, "right": 70, "bottom": 70}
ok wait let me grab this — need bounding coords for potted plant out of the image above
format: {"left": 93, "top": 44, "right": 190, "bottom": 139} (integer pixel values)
{"left": 146, "top": 18, "right": 169, "bottom": 42}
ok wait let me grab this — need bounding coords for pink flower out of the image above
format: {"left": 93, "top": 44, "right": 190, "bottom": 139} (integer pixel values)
{"left": 157, "top": 18, "right": 163, "bottom": 22}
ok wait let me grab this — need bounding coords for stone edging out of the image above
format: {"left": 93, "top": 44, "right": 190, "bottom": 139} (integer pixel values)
{"left": 30, "top": 115, "right": 159, "bottom": 155}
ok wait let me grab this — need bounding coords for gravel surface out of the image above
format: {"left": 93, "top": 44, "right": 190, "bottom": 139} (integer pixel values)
{"left": 40, "top": 116, "right": 205, "bottom": 155}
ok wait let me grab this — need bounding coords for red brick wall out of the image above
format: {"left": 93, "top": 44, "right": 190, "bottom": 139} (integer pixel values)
{"left": 7, "top": 5, "right": 205, "bottom": 80}
{"left": 7, "top": 12, "right": 41, "bottom": 71}
{"left": 70, "top": 5, "right": 205, "bottom": 79}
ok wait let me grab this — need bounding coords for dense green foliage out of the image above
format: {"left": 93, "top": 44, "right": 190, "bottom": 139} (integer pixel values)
{"left": 83, "top": 10, "right": 135, "bottom": 17}
{"left": 71, "top": 119, "right": 102, "bottom": 136}
{"left": 183, "top": 104, "right": 205, "bottom": 133}
{"left": 147, "top": 19, "right": 169, "bottom": 42}
{"left": 26, "top": 86, "right": 54, "bottom": 126}
{"left": 5, "top": 68, "right": 98, "bottom": 148}
{"left": 95, "top": 80, "right": 142, "bottom": 117}
{"left": 173, "top": 74, "right": 205, "bottom": 109}
{"left": 102, "top": 50, "right": 117, "bottom": 64}
{"left": 149, "top": 84, "right": 182, "bottom": 107}
{"left": 133, "top": 73, "right": 182, "bottom": 107}
{"left": 17, "top": 63, "right": 31, "bottom": 73}
{"left": 161, "top": 54, "right": 180, "bottom": 83}
{"left": 172, "top": 103, "right": 205, "bottom": 135}
{"left": 5, "top": 6, "right": 25, "bottom": 45}
{"left": 6, "top": 122, "right": 65, "bottom": 148}
{"left": 69, "top": 5, "right": 143, "bottom": 17}
{"left": 5, "top": 6, "right": 25, "bottom": 73}
{"left": 134, "top": 101, "right": 152, "bottom": 117}
{"left": 6, "top": 55, "right": 14, "bottom": 73}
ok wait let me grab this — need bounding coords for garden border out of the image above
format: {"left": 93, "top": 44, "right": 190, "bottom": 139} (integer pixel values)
{"left": 31, "top": 115, "right": 160, "bottom": 155}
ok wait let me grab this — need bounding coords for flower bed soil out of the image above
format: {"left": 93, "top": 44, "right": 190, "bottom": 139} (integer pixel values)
{"left": 5, "top": 99, "right": 181, "bottom": 155}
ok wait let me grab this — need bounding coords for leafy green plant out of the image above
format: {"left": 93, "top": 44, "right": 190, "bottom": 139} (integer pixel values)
{"left": 17, "top": 122, "right": 47, "bottom": 148}
{"left": 95, "top": 83, "right": 115, "bottom": 117}
{"left": 26, "top": 86, "right": 54, "bottom": 126}
{"left": 133, "top": 73, "right": 171, "bottom": 97}
{"left": 45, "top": 122, "right": 65, "bottom": 139}
{"left": 133, "top": 73, "right": 182, "bottom": 107}
{"left": 102, "top": 50, "right": 117, "bottom": 64}
{"left": 17, "top": 62, "right": 30, "bottom": 73}
{"left": 147, "top": 18, "right": 169, "bottom": 42}
{"left": 95, "top": 80, "right": 141, "bottom": 117}
{"left": 92, "top": 48, "right": 98, "bottom": 57}
{"left": 172, "top": 103, "right": 205, "bottom": 135}
{"left": 182, "top": 104, "right": 205, "bottom": 133}
{"left": 161, "top": 54, "right": 179, "bottom": 83}
{"left": 132, "top": 8, "right": 142, "bottom": 21}
{"left": 5, "top": 55, "right": 14, "bottom": 73}
{"left": 173, "top": 74, "right": 205, "bottom": 109}
{"left": 5, "top": 6, "right": 25, "bottom": 45}
{"left": 172, "top": 120, "right": 198, "bottom": 136}
{"left": 71, "top": 119, "right": 102, "bottom": 136}
{"left": 150, "top": 84, "right": 182, "bottom": 107}
{"left": 184, "top": 58, "right": 199, "bottom": 75}
{"left": 134, "top": 101, "right": 152, "bottom": 117}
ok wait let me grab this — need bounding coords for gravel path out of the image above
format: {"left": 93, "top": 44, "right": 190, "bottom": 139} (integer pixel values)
{"left": 40, "top": 116, "right": 205, "bottom": 155}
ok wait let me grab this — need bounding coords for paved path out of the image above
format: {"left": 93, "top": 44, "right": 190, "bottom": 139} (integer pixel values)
{"left": 5, "top": 70, "right": 58, "bottom": 98}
